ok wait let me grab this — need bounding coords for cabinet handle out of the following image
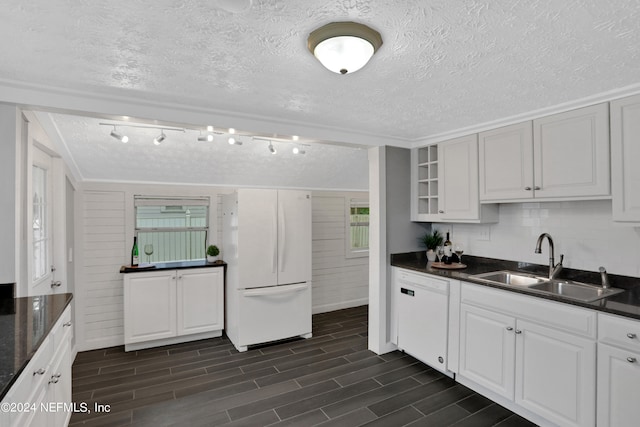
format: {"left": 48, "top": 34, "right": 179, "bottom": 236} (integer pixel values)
{"left": 627, "top": 357, "right": 637, "bottom": 363}
{"left": 178, "top": 275, "right": 183, "bottom": 279}
{"left": 63, "top": 321, "right": 72, "bottom": 327}
{"left": 438, "top": 210, "right": 444, "bottom": 214}
{"left": 524, "top": 187, "right": 532, "bottom": 191}
{"left": 172, "top": 276, "right": 176, "bottom": 280}
{"left": 515, "top": 329, "right": 522, "bottom": 334}
{"left": 51, "top": 280, "right": 62, "bottom": 288}
{"left": 534, "top": 186, "right": 541, "bottom": 190}
{"left": 627, "top": 333, "right": 637, "bottom": 339}
{"left": 506, "top": 327, "right": 513, "bottom": 331}
{"left": 49, "top": 376, "right": 59, "bottom": 384}
{"left": 33, "top": 368, "right": 46, "bottom": 376}
{"left": 53, "top": 373, "right": 61, "bottom": 378}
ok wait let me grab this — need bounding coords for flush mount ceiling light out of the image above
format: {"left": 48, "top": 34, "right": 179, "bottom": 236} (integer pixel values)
{"left": 109, "top": 126, "right": 129, "bottom": 143}
{"left": 308, "top": 21, "right": 383, "bottom": 74}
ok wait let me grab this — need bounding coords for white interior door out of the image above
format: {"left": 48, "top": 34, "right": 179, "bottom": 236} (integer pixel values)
{"left": 30, "top": 147, "right": 56, "bottom": 296}
{"left": 277, "top": 190, "right": 311, "bottom": 285}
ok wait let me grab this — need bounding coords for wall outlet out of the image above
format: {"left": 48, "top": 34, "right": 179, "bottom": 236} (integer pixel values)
{"left": 476, "top": 226, "right": 491, "bottom": 241}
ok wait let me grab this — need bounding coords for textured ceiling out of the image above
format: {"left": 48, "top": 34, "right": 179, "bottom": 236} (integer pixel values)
{"left": 1, "top": 0, "right": 640, "bottom": 185}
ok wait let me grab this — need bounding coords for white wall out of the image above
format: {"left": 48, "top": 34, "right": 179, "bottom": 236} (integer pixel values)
{"left": 0, "top": 105, "right": 20, "bottom": 285}
{"left": 311, "top": 191, "right": 369, "bottom": 314}
{"left": 432, "top": 200, "right": 640, "bottom": 277}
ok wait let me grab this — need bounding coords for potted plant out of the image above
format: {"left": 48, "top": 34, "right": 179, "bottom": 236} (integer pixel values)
{"left": 420, "top": 230, "right": 443, "bottom": 262}
{"left": 206, "top": 245, "right": 220, "bottom": 263}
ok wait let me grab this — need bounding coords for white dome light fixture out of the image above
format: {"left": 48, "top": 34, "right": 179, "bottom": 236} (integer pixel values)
{"left": 308, "top": 21, "right": 383, "bottom": 75}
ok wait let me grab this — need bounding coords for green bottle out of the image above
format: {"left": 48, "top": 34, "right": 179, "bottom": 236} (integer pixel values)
{"left": 131, "top": 237, "right": 139, "bottom": 266}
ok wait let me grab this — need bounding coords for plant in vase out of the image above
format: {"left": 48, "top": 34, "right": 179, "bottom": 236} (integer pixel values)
{"left": 206, "top": 245, "right": 220, "bottom": 263}
{"left": 420, "top": 230, "right": 443, "bottom": 262}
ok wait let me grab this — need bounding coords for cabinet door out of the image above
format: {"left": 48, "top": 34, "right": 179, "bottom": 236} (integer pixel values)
{"left": 177, "top": 268, "right": 224, "bottom": 335}
{"left": 396, "top": 281, "right": 449, "bottom": 373}
{"left": 124, "top": 271, "right": 177, "bottom": 344}
{"left": 479, "top": 122, "right": 534, "bottom": 201}
{"left": 459, "top": 303, "right": 516, "bottom": 400}
{"left": 439, "top": 135, "right": 480, "bottom": 220}
{"left": 611, "top": 94, "right": 640, "bottom": 223}
{"left": 277, "top": 190, "right": 311, "bottom": 285}
{"left": 237, "top": 189, "right": 278, "bottom": 289}
{"left": 533, "top": 103, "right": 610, "bottom": 199}
{"left": 515, "top": 320, "right": 596, "bottom": 427}
{"left": 597, "top": 343, "right": 640, "bottom": 427}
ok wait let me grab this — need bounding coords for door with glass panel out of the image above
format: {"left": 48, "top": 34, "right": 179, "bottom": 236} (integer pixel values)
{"left": 31, "top": 147, "right": 62, "bottom": 295}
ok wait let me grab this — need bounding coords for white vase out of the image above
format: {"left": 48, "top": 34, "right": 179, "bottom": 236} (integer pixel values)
{"left": 426, "top": 249, "right": 436, "bottom": 262}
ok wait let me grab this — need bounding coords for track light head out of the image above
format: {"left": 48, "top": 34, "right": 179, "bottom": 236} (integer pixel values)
{"left": 292, "top": 146, "right": 305, "bottom": 155}
{"left": 110, "top": 128, "right": 128, "bottom": 143}
{"left": 198, "top": 133, "right": 214, "bottom": 142}
{"left": 153, "top": 132, "right": 166, "bottom": 145}
{"left": 268, "top": 142, "right": 277, "bottom": 154}
{"left": 228, "top": 136, "right": 236, "bottom": 145}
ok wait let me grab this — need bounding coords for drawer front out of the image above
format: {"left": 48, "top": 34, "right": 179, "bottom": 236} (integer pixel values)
{"left": 396, "top": 269, "right": 449, "bottom": 294}
{"left": 4, "top": 334, "right": 53, "bottom": 405}
{"left": 598, "top": 312, "right": 640, "bottom": 351}
{"left": 461, "top": 282, "right": 596, "bottom": 339}
{"left": 52, "top": 306, "right": 72, "bottom": 350}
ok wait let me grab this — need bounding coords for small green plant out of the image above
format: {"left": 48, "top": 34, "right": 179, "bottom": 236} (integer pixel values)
{"left": 420, "top": 230, "right": 443, "bottom": 250}
{"left": 206, "top": 245, "right": 220, "bottom": 257}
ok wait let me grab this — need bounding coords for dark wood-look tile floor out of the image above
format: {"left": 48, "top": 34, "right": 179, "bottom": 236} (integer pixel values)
{"left": 70, "top": 306, "right": 537, "bottom": 426}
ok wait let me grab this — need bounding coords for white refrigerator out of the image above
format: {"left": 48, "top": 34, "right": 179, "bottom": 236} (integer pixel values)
{"left": 222, "top": 189, "right": 312, "bottom": 352}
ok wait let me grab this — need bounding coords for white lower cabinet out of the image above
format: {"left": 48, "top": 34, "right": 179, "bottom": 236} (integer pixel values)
{"left": 597, "top": 313, "right": 640, "bottom": 427}
{"left": 394, "top": 269, "right": 450, "bottom": 374}
{"left": 124, "top": 267, "right": 224, "bottom": 351}
{"left": 458, "top": 282, "right": 596, "bottom": 427}
{"left": 2, "top": 306, "right": 73, "bottom": 427}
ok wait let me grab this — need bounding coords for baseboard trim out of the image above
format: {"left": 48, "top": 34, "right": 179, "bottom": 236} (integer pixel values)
{"left": 312, "top": 298, "right": 368, "bottom": 314}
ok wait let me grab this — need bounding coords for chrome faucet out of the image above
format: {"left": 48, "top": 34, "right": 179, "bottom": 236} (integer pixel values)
{"left": 535, "top": 233, "right": 564, "bottom": 279}
{"left": 599, "top": 267, "right": 610, "bottom": 289}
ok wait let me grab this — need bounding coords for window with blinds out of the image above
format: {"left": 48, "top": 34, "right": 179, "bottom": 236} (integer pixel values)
{"left": 134, "top": 196, "right": 210, "bottom": 263}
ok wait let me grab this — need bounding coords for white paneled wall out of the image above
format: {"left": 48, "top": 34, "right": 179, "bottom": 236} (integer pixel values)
{"left": 311, "top": 192, "right": 369, "bottom": 314}
{"left": 433, "top": 200, "right": 640, "bottom": 277}
{"left": 78, "top": 190, "right": 127, "bottom": 349}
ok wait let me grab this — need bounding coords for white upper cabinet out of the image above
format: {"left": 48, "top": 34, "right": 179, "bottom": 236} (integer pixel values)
{"left": 412, "top": 135, "right": 498, "bottom": 223}
{"left": 479, "top": 103, "right": 610, "bottom": 202}
{"left": 479, "top": 122, "right": 534, "bottom": 201}
{"left": 533, "top": 103, "right": 610, "bottom": 199}
{"left": 611, "top": 94, "right": 640, "bottom": 223}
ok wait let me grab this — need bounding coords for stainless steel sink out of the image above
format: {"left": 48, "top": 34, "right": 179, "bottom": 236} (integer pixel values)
{"left": 528, "top": 280, "right": 624, "bottom": 303}
{"left": 470, "top": 270, "right": 625, "bottom": 303}
{"left": 471, "top": 271, "right": 547, "bottom": 287}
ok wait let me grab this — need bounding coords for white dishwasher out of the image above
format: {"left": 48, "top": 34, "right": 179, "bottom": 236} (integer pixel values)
{"left": 396, "top": 269, "right": 450, "bottom": 374}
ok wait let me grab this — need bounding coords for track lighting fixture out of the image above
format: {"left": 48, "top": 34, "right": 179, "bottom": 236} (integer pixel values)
{"left": 198, "top": 133, "right": 214, "bottom": 142}
{"left": 268, "top": 142, "right": 277, "bottom": 154}
{"left": 153, "top": 131, "right": 166, "bottom": 145}
{"left": 110, "top": 126, "right": 129, "bottom": 143}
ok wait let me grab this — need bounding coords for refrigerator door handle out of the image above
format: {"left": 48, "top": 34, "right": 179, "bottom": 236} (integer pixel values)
{"left": 272, "top": 204, "right": 277, "bottom": 274}
{"left": 279, "top": 203, "right": 286, "bottom": 273}
{"left": 243, "top": 283, "right": 308, "bottom": 297}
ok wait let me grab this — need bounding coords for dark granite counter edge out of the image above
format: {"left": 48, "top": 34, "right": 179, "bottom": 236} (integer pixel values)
{"left": 120, "top": 260, "right": 226, "bottom": 273}
{"left": 391, "top": 252, "right": 640, "bottom": 321}
{"left": 0, "top": 293, "right": 73, "bottom": 400}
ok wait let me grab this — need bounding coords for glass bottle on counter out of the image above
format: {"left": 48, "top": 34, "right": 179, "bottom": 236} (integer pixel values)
{"left": 443, "top": 232, "right": 452, "bottom": 264}
{"left": 131, "top": 236, "right": 139, "bottom": 266}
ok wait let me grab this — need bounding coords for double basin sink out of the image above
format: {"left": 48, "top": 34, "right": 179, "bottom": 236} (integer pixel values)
{"left": 470, "top": 270, "right": 624, "bottom": 303}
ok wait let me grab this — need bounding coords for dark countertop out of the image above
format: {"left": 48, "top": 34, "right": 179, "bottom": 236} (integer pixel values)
{"left": 391, "top": 252, "right": 640, "bottom": 320}
{"left": 120, "top": 259, "right": 226, "bottom": 273}
{"left": 0, "top": 293, "right": 73, "bottom": 400}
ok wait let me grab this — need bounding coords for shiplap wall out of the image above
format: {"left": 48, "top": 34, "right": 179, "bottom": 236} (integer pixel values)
{"left": 311, "top": 191, "right": 369, "bottom": 314}
{"left": 78, "top": 190, "right": 126, "bottom": 349}
{"left": 76, "top": 185, "right": 369, "bottom": 351}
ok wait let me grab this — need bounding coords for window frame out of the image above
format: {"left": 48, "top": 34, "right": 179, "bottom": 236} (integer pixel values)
{"left": 134, "top": 196, "right": 210, "bottom": 263}
{"left": 345, "top": 197, "right": 369, "bottom": 259}
{"left": 31, "top": 149, "right": 53, "bottom": 287}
